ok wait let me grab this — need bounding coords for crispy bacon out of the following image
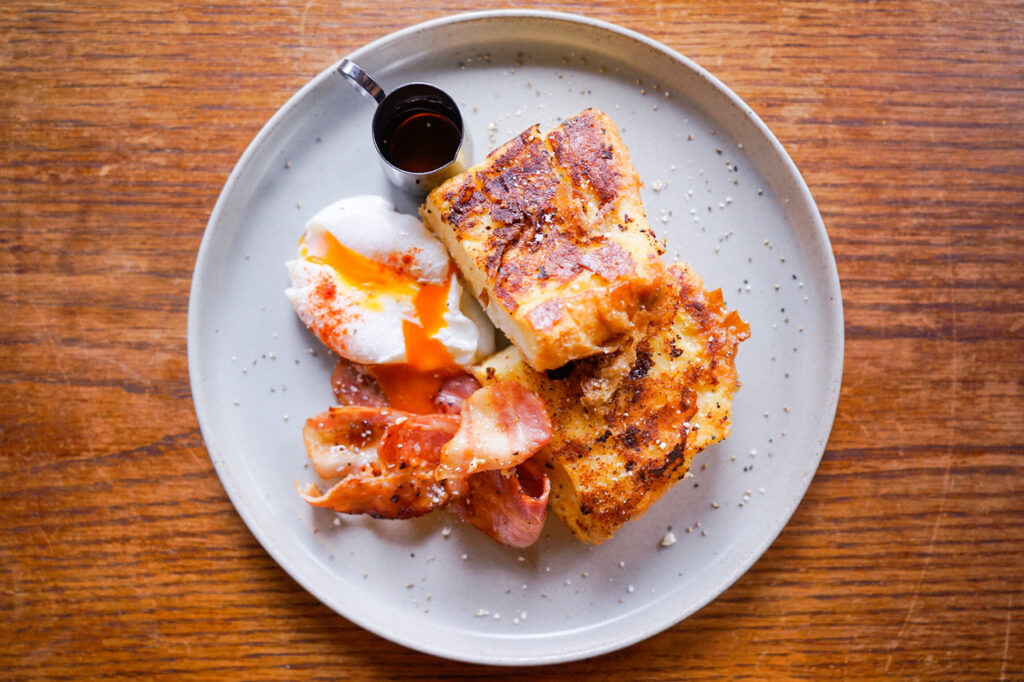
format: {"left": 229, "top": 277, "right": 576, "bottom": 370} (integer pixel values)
{"left": 438, "top": 381, "right": 553, "bottom": 478}
{"left": 432, "top": 373, "right": 481, "bottom": 414}
{"left": 299, "top": 407, "right": 453, "bottom": 519}
{"left": 302, "top": 406, "right": 402, "bottom": 479}
{"left": 298, "top": 380, "right": 554, "bottom": 542}
{"left": 297, "top": 470, "right": 448, "bottom": 520}
{"left": 377, "top": 414, "right": 459, "bottom": 469}
{"left": 451, "top": 457, "right": 551, "bottom": 547}
{"left": 330, "top": 358, "right": 388, "bottom": 407}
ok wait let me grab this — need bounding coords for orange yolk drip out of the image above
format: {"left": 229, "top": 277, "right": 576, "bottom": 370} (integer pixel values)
{"left": 383, "top": 275, "right": 460, "bottom": 413}
{"left": 403, "top": 277, "right": 456, "bottom": 371}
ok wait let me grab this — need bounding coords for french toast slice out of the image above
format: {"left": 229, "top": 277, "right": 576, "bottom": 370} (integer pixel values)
{"left": 421, "top": 108, "right": 665, "bottom": 371}
{"left": 472, "top": 264, "right": 750, "bottom": 544}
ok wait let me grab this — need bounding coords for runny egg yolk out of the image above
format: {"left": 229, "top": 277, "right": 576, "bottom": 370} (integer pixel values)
{"left": 299, "top": 228, "right": 461, "bottom": 411}
{"left": 299, "top": 228, "right": 416, "bottom": 301}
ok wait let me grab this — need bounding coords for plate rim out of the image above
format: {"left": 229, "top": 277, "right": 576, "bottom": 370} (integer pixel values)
{"left": 188, "top": 8, "right": 844, "bottom": 666}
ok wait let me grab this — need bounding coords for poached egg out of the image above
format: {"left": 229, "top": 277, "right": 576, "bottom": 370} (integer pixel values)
{"left": 285, "top": 195, "right": 495, "bottom": 371}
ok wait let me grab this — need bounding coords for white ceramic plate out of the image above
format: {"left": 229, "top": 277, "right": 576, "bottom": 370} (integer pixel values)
{"left": 188, "top": 10, "right": 843, "bottom": 665}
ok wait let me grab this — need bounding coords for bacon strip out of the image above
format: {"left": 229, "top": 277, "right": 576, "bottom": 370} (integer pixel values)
{"left": 330, "top": 358, "right": 388, "bottom": 407}
{"left": 451, "top": 458, "right": 551, "bottom": 547}
{"left": 377, "top": 414, "right": 459, "bottom": 469}
{"left": 297, "top": 470, "right": 448, "bottom": 520}
{"left": 432, "top": 373, "right": 481, "bottom": 414}
{"left": 438, "top": 381, "right": 553, "bottom": 479}
{"left": 297, "top": 381, "right": 554, "bottom": 542}
{"left": 302, "top": 406, "right": 402, "bottom": 479}
{"left": 299, "top": 408, "right": 457, "bottom": 520}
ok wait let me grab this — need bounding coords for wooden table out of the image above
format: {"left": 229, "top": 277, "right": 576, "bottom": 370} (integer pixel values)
{"left": 3, "top": 1, "right": 1022, "bottom": 678}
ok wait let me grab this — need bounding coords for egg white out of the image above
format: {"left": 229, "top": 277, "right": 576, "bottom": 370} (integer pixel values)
{"left": 285, "top": 196, "right": 495, "bottom": 367}
{"left": 304, "top": 195, "right": 450, "bottom": 284}
{"left": 284, "top": 259, "right": 410, "bottom": 365}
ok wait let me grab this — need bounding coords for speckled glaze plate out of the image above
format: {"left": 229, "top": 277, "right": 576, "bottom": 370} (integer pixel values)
{"left": 188, "top": 10, "right": 843, "bottom": 665}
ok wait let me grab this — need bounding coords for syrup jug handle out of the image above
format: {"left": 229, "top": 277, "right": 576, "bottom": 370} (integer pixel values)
{"left": 338, "top": 58, "right": 386, "bottom": 105}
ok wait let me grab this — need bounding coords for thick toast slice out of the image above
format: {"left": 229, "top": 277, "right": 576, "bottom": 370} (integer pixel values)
{"left": 421, "top": 108, "right": 665, "bottom": 371}
{"left": 473, "top": 264, "right": 750, "bottom": 544}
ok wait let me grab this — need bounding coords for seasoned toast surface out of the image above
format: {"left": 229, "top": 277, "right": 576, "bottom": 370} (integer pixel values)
{"left": 473, "top": 264, "right": 750, "bottom": 544}
{"left": 421, "top": 108, "right": 665, "bottom": 371}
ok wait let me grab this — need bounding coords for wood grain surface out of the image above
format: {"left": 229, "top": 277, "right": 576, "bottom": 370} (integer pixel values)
{"left": 2, "top": 1, "right": 1022, "bottom": 678}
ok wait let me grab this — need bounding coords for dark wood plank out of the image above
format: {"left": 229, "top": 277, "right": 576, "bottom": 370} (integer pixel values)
{"left": 2, "top": 0, "right": 1022, "bottom": 678}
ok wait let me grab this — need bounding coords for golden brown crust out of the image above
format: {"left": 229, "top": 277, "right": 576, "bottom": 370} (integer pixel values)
{"left": 421, "top": 108, "right": 666, "bottom": 371}
{"left": 473, "top": 264, "right": 750, "bottom": 544}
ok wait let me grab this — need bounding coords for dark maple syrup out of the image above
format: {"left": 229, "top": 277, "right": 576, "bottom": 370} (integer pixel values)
{"left": 383, "top": 110, "right": 461, "bottom": 173}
